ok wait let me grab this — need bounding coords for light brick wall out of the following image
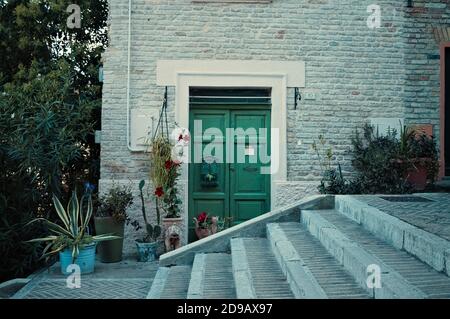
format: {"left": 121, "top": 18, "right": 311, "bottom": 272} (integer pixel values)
{"left": 101, "top": 0, "right": 448, "bottom": 253}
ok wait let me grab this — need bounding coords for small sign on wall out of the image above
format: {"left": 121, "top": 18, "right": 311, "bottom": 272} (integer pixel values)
{"left": 130, "top": 109, "right": 159, "bottom": 150}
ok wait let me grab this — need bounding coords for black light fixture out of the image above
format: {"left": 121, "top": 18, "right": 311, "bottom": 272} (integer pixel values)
{"left": 407, "top": 0, "right": 413, "bottom": 8}
{"left": 294, "top": 88, "right": 302, "bottom": 110}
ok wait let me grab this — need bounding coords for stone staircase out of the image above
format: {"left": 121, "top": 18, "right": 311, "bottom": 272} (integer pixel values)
{"left": 147, "top": 195, "right": 450, "bottom": 299}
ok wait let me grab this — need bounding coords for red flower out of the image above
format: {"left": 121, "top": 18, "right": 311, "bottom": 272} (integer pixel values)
{"left": 197, "top": 212, "right": 207, "bottom": 223}
{"left": 183, "top": 134, "right": 190, "bottom": 142}
{"left": 155, "top": 187, "right": 164, "bottom": 197}
{"left": 178, "top": 134, "right": 184, "bottom": 142}
{"left": 165, "top": 160, "right": 173, "bottom": 170}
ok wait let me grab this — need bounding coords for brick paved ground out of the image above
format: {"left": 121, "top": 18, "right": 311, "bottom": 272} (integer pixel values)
{"left": 356, "top": 193, "right": 450, "bottom": 242}
{"left": 13, "top": 259, "right": 158, "bottom": 299}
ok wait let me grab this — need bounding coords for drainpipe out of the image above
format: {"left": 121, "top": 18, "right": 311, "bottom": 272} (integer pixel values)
{"left": 126, "top": 0, "right": 140, "bottom": 151}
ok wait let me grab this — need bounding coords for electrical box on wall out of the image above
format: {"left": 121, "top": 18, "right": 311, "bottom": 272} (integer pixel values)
{"left": 130, "top": 109, "right": 159, "bottom": 151}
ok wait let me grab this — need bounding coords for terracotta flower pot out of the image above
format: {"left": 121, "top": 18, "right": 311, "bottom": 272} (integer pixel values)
{"left": 193, "top": 216, "right": 219, "bottom": 240}
{"left": 407, "top": 158, "right": 431, "bottom": 191}
{"left": 195, "top": 227, "right": 211, "bottom": 239}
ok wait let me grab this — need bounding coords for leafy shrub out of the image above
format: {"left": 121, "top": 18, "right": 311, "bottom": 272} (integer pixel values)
{"left": 0, "top": 61, "right": 100, "bottom": 282}
{"left": 96, "top": 183, "right": 134, "bottom": 223}
{"left": 0, "top": 0, "right": 108, "bottom": 282}
{"left": 351, "top": 123, "right": 413, "bottom": 194}
{"left": 312, "top": 136, "right": 360, "bottom": 195}
{"left": 315, "top": 123, "right": 439, "bottom": 195}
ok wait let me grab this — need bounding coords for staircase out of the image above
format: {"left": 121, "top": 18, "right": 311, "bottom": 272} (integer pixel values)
{"left": 147, "top": 195, "right": 450, "bottom": 299}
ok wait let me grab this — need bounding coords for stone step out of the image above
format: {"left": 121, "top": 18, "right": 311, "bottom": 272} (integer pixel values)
{"left": 231, "top": 237, "right": 294, "bottom": 299}
{"left": 147, "top": 265, "right": 191, "bottom": 299}
{"left": 335, "top": 195, "right": 450, "bottom": 276}
{"left": 267, "top": 222, "right": 371, "bottom": 299}
{"left": 301, "top": 209, "right": 450, "bottom": 298}
{"left": 187, "top": 253, "right": 236, "bottom": 299}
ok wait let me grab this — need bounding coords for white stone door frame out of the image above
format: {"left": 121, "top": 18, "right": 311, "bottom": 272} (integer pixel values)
{"left": 156, "top": 60, "right": 305, "bottom": 242}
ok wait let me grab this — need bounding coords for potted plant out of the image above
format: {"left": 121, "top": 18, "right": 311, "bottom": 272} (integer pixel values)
{"left": 407, "top": 132, "right": 439, "bottom": 190}
{"left": 26, "top": 191, "right": 120, "bottom": 274}
{"left": 133, "top": 180, "right": 162, "bottom": 262}
{"left": 193, "top": 212, "right": 220, "bottom": 240}
{"left": 149, "top": 135, "right": 184, "bottom": 248}
{"left": 94, "top": 183, "right": 133, "bottom": 263}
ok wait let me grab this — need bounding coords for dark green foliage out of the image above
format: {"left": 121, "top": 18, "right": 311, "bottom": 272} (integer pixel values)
{"left": 316, "top": 123, "right": 439, "bottom": 195}
{"left": 408, "top": 133, "right": 439, "bottom": 183}
{"left": 351, "top": 123, "right": 412, "bottom": 194}
{"left": 0, "top": 0, "right": 108, "bottom": 282}
{"left": 96, "top": 184, "right": 134, "bottom": 222}
{"left": 318, "top": 164, "right": 361, "bottom": 195}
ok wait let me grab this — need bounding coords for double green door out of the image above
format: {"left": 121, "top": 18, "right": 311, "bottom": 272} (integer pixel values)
{"left": 188, "top": 106, "right": 271, "bottom": 242}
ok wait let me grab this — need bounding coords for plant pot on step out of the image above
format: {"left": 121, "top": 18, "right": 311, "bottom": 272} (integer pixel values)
{"left": 59, "top": 243, "right": 97, "bottom": 275}
{"left": 407, "top": 158, "right": 431, "bottom": 191}
{"left": 94, "top": 217, "right": 125, "bottom": 263}
{"left": 135, "top": 240, "right": 158, "bottom": 262}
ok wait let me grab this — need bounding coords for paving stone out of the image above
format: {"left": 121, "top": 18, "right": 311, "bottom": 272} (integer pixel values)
{"left": 21, "top": 279, "right": 151, "bottom": 299}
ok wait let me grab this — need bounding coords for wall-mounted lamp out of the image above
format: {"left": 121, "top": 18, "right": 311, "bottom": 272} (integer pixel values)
{"left": 294, "top": 88, "right": 302, "bottom": 110}
{"left": 407, "top": 0, "right": 413, "bottom": 8}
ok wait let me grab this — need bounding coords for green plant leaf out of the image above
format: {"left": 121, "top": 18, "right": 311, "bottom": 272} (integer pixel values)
{"left": 93, "top": 234, "right": 121, "bottom": 242}
{"left": 153, "top": 225, "right": 162, "bottom": 239}
{"left": 25, "top": 236, "right": 58, "bottom": 243}
{"left": 146, "top": 224, "right": 153, "bottom": 237}
{"left": 29, "top": 218, "right": 74, "bottom": 238}
{"left": 68, "top": 191, "right": 79, "bottom": 236}
{"left": 52, "top": 194, "right": 70, "bottom": 230}
{"left": 82, "top": 194, "right": 93, "bottom": 233}
{"left": 139, "top": 180, "right": 145, "bottom": 190}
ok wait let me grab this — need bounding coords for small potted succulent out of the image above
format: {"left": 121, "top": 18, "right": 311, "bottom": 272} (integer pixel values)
{"left": 94, "top": 183, "right": 133, "bottom": 263}
{"left": 133, "top": 180, "right": 162, "bottom": 262}
{"left": 26, "top": 191, "right": 120, "bottom": 274}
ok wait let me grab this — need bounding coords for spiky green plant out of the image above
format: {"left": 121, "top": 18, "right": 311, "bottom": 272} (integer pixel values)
{"left": 26, "top": 191, "right": 120, "bottom": 262}
{"left": 138, "top": 180, "right": 161, "bottom": 242}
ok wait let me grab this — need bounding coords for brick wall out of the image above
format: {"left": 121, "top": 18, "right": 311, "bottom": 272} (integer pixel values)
{"left": 101, "top": 0, "right": 449, "bottom": 253}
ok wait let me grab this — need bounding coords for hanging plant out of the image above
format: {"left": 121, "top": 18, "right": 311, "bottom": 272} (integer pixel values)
{"left": 148, "top": 88, "right": 183, "bottom": 219}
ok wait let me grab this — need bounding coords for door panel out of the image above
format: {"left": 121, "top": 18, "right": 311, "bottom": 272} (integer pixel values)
{"left": 189, "top": 107, "right": 271, "bottom": 241}
{"left": 188, "top": 110, "right": 229, "bottom": 242}
{"left": 230, "top": 110, "right": 271, "bottom": 225}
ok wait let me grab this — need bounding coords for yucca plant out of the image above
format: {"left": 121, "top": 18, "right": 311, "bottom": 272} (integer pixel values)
{"left": 26, "top": 191, "right": 120, "bottom": 262}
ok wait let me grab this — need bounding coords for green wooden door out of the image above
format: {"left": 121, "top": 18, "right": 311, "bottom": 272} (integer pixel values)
{"left": 188, "top": 107, "right": 271, "bottom": 242}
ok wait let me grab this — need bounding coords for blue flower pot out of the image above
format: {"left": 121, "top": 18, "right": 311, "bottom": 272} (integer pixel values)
{"left": 59, "top": 243, "right": 97, "bottom": 275}
{"left": 135, "top": 241, "right": 158, "bottom": 262}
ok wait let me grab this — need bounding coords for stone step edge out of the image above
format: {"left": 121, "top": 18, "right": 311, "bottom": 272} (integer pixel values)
{"left": 266, "top": 223, "right": 327, "bottom": 299}
{"left": 301, "top": 210, "right": 427, "bottom": 299}
{"left": 335, "top": 195, "right": 450, "bottom": 276}
{"left": 230, "top": 238, "right": 257, "bottom": 299}
{"left": 159, "top": 195, "right": 334, "bottom": 266}
{"left": 146, "top": 267, "right": 170, "bottom": 299}
{"left": 187, "top": 254, "right": 207, "bottom": 299}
